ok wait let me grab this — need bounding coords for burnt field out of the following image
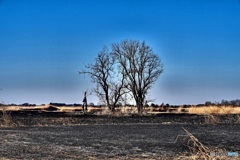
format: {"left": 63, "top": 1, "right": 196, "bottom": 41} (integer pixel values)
{"left": 0, "top": 112, "right": 240, "bottom": 159}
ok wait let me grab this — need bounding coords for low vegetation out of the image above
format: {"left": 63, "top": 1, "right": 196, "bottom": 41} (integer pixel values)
{"left": 0, "top": 107, "right": 15, "bottom": 127}
{"left": 2, "top": 103, "right": 240, "bottom": 115}
{"left": 1, "top": 103, "right": 240, "bottom": 128}
{"left": 187, "top": 106, "right": 240, "bottom": 124}
{"left": 175, "top": 128, "right": 239, "bottom": 160}
{"left": 188, "top": 106, "right": 240, "bottom": 115}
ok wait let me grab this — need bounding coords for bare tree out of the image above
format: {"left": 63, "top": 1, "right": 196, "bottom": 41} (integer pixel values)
{"left": 111, "top": 40, "right": 163, "bottom": 113}
{"left": 108, "top": 67, "right": 128, "bottom": 111}
{"left": 79, "top": 47, "right": 126, "bottom": 111}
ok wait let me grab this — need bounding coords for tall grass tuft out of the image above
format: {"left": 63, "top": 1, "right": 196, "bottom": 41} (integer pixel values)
{"left": 175, "top": 128, "right": 239, "bottom": 160}
{"left": 0, "top": 107, "right": 15, "bottom": 127}
{"left": 204, "top": 115, "right": 220, "bottom": 124}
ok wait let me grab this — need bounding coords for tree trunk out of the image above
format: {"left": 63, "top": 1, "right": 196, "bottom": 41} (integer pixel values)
{"left": 137, "top": 100, "right": 144, "bottom": 115}
{"left": 110, "top": 105, "right": 116, "bottom": 112}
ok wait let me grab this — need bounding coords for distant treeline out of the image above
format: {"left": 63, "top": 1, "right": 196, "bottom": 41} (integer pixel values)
{"left": 0, "top": 102, "right": 89, "bottom": 107}
{"left": 0, "top": 103, "right": 82, "bottom": 107}
{"left": 1, "top": 99, "right": 239, "bottom": 107}
{"left": 148, "top": 99, "right": 240, "bottom": 108}
{"left": 49, "top": 103, "right": 82, "bottom": 107}
{"left": 0, "top": 103, "right": 37, "bottom": 106}
{"left": 204, "top": 99, "right": 240, "bottom": 107}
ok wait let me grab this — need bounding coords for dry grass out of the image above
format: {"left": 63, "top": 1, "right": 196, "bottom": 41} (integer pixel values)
{"left": 0, "top": 107, "right": 15, "bottom": 127}
{"left": 204, "top": 115, "right": 220, "bottom": 124}
{"left": 175, "top": 128, "right": 239, "bottom": 160}
{"left": 236, "top": 115, "right": 240, "bottom": 123}
{"left": 188, "top": 106, "right": 240, "bottom": 124}
{"left": 183, "top": 127, "right": 210, "bottom": 159}
{"left": 2, "top": 105, "right": 240, "bottom": 117}
{"left": 188, "top": 106, "right": 240, "bottom": 115}
{"left": 0, "top": 105, "right": 49, "bottom": 111}
{"left": 119, "top": 106, "right": 138, "bottom": 115}
{"left": 93, "top": 106, "right": 139, "bottom": 116}
{"left": 173, "top": 127, "right": 210, "bottom": 159}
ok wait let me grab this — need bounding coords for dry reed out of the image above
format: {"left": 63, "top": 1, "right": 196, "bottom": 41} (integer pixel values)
{"left": 174, "top": 128, "right": 239, "bottom": 160}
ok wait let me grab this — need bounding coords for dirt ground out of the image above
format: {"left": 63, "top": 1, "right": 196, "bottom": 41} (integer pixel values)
{"left": 0, "top": 112, "right": 240, "bottom": 159}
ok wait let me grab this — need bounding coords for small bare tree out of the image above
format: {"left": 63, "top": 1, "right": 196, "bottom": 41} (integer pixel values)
{"left": 79, "top": 47, "right": 126, "bottom": 111}
{"left": 111, "top": 40, "right": 163, "bottom": 113}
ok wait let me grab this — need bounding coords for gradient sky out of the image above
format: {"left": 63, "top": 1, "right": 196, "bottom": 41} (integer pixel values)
{"left": 0, "top": 0, "right": 240, "bottom": 105}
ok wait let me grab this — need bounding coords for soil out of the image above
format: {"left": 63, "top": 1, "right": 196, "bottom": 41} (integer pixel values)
{"left": 0, "top": 111, "right": 240, "bottom": 159}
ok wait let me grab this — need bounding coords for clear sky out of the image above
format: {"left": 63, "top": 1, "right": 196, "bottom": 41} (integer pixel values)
{"left": 0, "top": 0, "right": 240, "bottom": 105}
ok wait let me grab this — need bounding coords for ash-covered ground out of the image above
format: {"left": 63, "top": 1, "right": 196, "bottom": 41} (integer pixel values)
{"left": 0, "top": 112, "right": 240, "bottom": 159}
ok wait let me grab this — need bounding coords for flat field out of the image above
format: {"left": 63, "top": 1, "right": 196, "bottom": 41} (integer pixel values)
{"left": 0, "top": 110, "right": 240, "bottom": 159}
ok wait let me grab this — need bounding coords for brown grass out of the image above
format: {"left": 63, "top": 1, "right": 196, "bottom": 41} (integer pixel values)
{"left": 173, "top": 128, "right": 210, "bottom": 160}
{"left": 188, "top": 106, "right": 240, "bottom": 115}
{"left": 0, "top": 107, "right": 15, "bottom": 127}
{"left": 2, "top": 105, "right": 240, "bottom": 117}
{"left": 0, "top": 105, "right": 49, "bottom": 111}
{"left": 204, "top": 115, "right": 220, "bottom": 124}
{"left": 175, "top": 128, "right": 239, "bottom": 160}
{"left": 237, "top": 115, "right": 240, "bottom": 123}
{"left": 188, "top": 106, "right": 240, "bottom": 124}
{"left": 183, "top": 127, "right": 210, "bottom": 159}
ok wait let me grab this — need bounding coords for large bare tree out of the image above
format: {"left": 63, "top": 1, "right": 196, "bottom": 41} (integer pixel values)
{"left": 79, "top": 47, "right": 126, "bottom": 111}
{"left": 111, "top": 40, "right": 163, "bottom": 113}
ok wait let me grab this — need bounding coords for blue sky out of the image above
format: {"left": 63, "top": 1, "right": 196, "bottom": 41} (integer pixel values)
{"left": 0, "top": 0, "right": 240, "bottom": 105}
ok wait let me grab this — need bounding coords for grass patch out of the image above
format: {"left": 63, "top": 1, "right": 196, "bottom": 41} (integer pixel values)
{"left": 204, "top": 115, "right": 220, "bottom": 124}
{"left": 188, "top": 106, "right": 240, "bottom": 124}
{"left": 188, "top": 106, "right": 240, "bottom": 115}
{"left": 0, "top": 107, "right": 15, "bottom": 127}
